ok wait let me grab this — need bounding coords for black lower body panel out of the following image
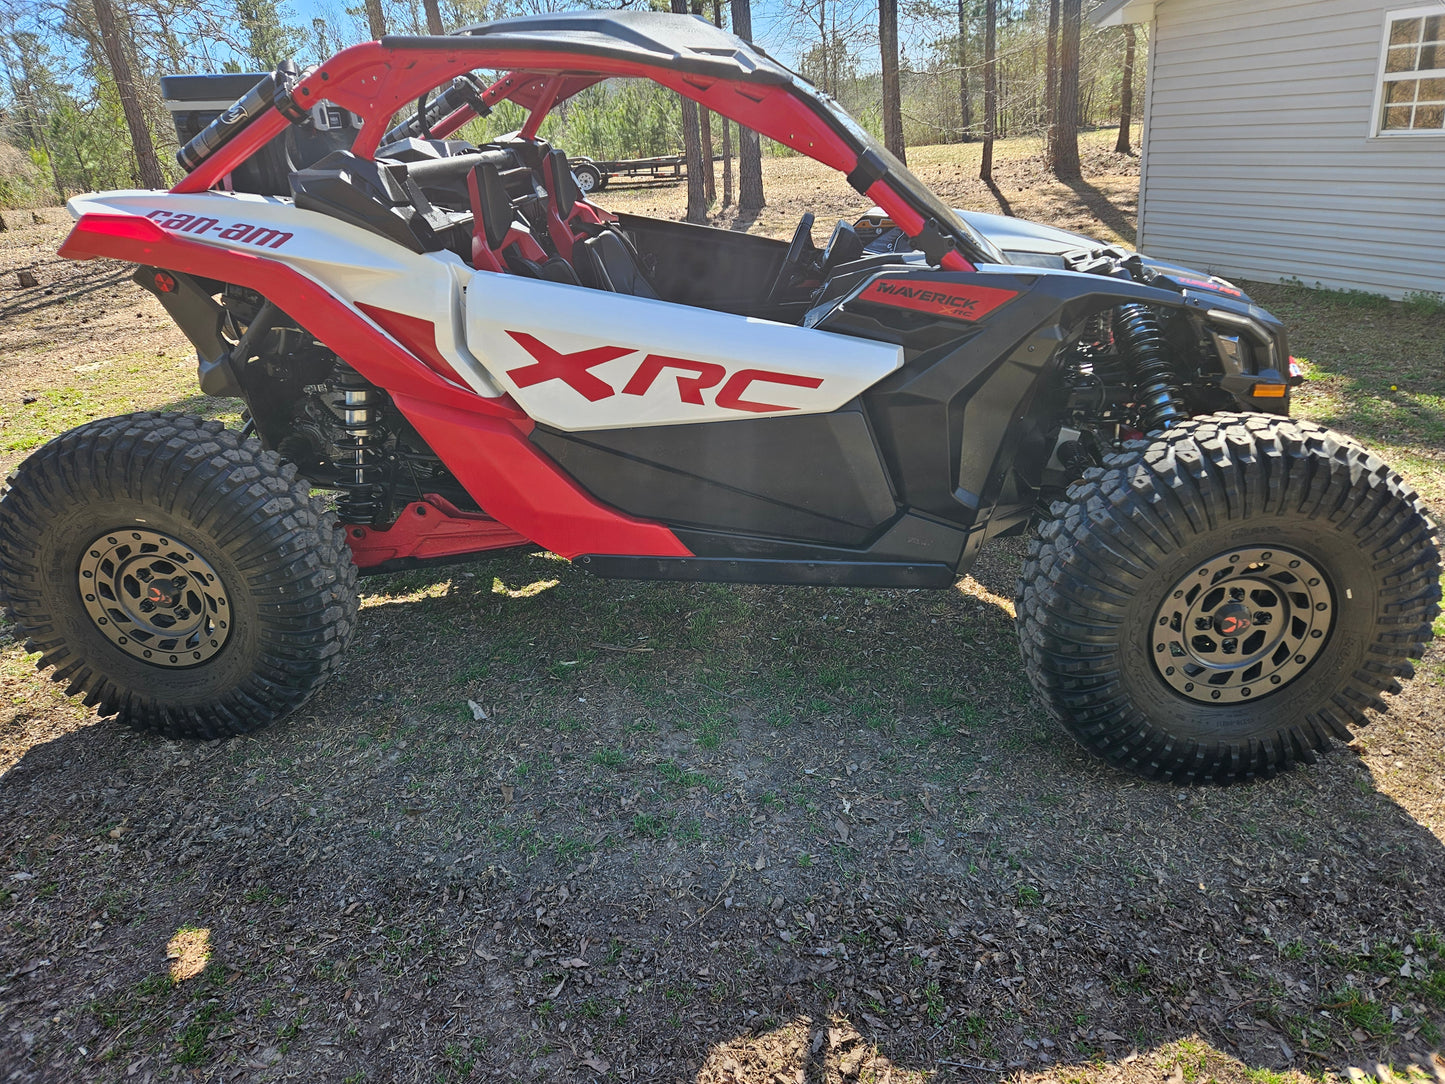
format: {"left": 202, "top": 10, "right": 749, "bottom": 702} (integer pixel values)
{"left": 532, "top": 403, "right": 899, "bottom": 546}
{"left": 578, "top": 554, "right": 956, "bottom": 587}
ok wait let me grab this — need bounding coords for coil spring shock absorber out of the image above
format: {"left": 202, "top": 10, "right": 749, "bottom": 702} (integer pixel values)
{"left": 1113, "top": 303, "right": 1186, "bottom": 431}
{"left": 331, "top": 365, "right": 383, "bottom": 524}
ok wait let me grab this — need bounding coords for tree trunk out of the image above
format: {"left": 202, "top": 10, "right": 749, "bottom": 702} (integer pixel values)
{"left": 1114, "top": 23, "right": 1136, "bottom": 153}
{"left": 423, "top": 0, "right": 443, "bottom": 34}
{"left": 1044, "top": 0, "right": 1059, "bottom": 156}
{"left": 92, "top": 0, "right": 166, "bottom": 189}
{"left": 692, "top": 0, "right": 716, "bottom": 204}
{"left": 957, "top": 0, "right": 972, "bottom": 141}
{"left": 364, "top": 0, "right": 386, "bottom": 39}
{"left": 878, "top": 0, "right": 906, "bottom": 163}
{"left": 674, "top": 0, "right": 708, "bottom": 222}
{"left": 1051, "top": 0, "right": 1081, "bottom": 180}
{"left": 715, "top": 0, "right": 734, "bottom": 207}
{"left": 979, "top": 0, "right": 996, "bottom": 181}
{"left": 731, "top": 0, "right": 764, "bottom": 212}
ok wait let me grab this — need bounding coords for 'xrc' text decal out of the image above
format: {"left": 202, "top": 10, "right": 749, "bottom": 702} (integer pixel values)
{"left": 504, "top": 332, "right": 823, "bottom": 414}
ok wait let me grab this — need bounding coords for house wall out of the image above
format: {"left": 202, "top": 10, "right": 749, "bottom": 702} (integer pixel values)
{"left": 1138, "top": 0, "right": 1444, "bottom": 299}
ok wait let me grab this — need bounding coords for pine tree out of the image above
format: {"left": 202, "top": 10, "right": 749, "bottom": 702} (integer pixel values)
{"left": 672, "top": 0, "right": 707, "bottom": 222}
{"left": 90, "top": 0, "right": 165, "bottom": 188}
{"left": 1114, "top": 23, "right": 1136, "bottom": 154}
{"left": 979, "top": 0, "right": 995, "bottom": 181}
{"left": 878, "top": 0, "right": 904, "bottom": 162}
{"left": 1050, "top": 0, "right": 1081, "bottom": 180}
{"left": 730, "top": 0, "right": 763, "bottom": 212}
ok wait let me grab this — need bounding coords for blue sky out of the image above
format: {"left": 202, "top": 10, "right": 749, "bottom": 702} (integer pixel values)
{"left": 272, "top": 0, "right": 945, "bottom": 77}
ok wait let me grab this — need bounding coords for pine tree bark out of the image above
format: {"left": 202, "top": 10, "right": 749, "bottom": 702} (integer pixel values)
{"left": 714, "top": 0, "right": 734, "bottom": 207}
{"left": 979, "top": 0, "right": 996, "bottom": 181}
{"left": 692, "top": 0, "right": 716, "bottom": 204}
{"left": 91, "top": 0, "right": 166, "bottom": 189}
{"left": 731, "top": 0, "right": 764, "bottom": 212}
{"left": 364, "top": 0, "right": 386, "bottom": 39}
{"left": 1044, "top": 0, "right": 1059, "bottom": 158}
{"left": 423, "top": 0, "right": 444, "bottom": 34}
{"left": 1051, "top": 0, "right": 1081, "bottom": 180}
{"left": 957, "top": 0, "right": 972, "bottom": 142}
{"left": 878, "top": 0, "right": 906, "bottom": 163}
{"left": 1114, "top": 23, "right": 1136, "bottom": 154}
{"left": 674, "top": 0, "right": 708, "bottom": 222}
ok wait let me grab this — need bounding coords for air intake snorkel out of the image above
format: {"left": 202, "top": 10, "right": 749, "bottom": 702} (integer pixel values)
{"left": 175, "top": 60, "right": 310, "bottom": 172}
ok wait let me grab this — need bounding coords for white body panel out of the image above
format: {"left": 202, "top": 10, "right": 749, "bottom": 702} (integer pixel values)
{"left": 464, "top": 274, "right": 903, "bottom": 431}
{"left": 1121, "top": 0, "right": 1445, "bottom": 299}
{"left": 67, "top": 191, "right": 508, "bottom": 399}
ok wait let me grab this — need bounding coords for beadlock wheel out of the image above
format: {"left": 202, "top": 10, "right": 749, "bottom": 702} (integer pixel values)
{"left": 1150, "top": 545, "right": 1333, "bottom": 705}
{"left": 0, "top": 413, "right": 360, "bottom": 739}
{"left": 1016, "top": 413, "right": 1440, "bottom": 784}
{"left": 77, "top": 526, "right": 234, "bottom": 668}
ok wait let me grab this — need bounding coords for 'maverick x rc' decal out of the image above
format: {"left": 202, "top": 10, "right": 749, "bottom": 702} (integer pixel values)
{"left": 856, "top": 278, "right": 1018, "bottom": 322}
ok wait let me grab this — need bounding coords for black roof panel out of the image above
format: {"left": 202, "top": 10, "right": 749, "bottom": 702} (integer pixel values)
{"left": 383, "top": 10, "right": 793, "bottom": 85}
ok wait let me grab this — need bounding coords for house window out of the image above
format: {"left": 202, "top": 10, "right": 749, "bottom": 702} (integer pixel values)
{"left": 1375, "top": 7, "right": 1445, "bottom": 134}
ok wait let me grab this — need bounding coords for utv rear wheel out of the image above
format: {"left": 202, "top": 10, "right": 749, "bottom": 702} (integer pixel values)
{"left": 1016, "top": 414, "right": 1440, "bottom": 783}
{"left": 0, "top": 413, "right": 359, "bottom": 739}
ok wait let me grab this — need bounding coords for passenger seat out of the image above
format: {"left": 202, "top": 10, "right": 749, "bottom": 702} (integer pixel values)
{"left": 573, "top": 230, "right": 659, "bottom": 299}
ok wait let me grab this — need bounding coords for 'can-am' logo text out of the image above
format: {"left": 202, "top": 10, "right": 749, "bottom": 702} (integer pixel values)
{"left": 144, "top": 209, "right": 292, "bottom": 249}
{"left": 504, "top": 332, "right": 823, "bottom": 414}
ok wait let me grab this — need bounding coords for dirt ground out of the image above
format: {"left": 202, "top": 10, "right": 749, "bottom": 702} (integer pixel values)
{"left": 1, "top": 133, "right": 1444, "bottom": 1084}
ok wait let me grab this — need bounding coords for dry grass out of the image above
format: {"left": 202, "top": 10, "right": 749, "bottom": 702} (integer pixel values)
{"left": 1, "top": 133, "right": 1443, "bottom": 1084}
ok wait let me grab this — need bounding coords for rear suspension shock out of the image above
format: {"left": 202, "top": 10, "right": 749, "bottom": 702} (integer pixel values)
{"left": 1114, "top": 303, "right": 1186, "bottom": 431}
{"left": 331, "top": 364, "right": 384, "bottom": 524}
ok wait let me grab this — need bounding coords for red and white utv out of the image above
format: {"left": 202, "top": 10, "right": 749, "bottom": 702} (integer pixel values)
{"left": 1, "top": 12, "right": 1437, "bottom": 782}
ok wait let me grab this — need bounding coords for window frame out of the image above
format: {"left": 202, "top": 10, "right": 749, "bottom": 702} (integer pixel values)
{"left": 1369, "top": 4, "right": 1445, "bottom": 138}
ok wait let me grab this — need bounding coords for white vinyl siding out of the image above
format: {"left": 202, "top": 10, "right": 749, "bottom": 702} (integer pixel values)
{"left": 1136, "top": 0, "right": 1445, "bottom": 299}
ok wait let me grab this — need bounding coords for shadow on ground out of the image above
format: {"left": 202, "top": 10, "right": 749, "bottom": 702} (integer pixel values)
{"left": 2, "top": 542, "right": 1443, "bottom": 1083}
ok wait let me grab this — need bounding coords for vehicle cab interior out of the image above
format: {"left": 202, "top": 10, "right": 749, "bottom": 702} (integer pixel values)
{"left": 286, "top": 73, "right": 926, "bottom": 328}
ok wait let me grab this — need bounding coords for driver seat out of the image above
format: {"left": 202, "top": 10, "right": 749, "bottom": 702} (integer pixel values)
{"left": 574, "top": 231, "right": 659, "bottom": 300}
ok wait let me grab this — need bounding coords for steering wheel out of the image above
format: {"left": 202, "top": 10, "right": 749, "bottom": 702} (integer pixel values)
{"left": 766, "top": 212, "right": 815, "bottom": 305}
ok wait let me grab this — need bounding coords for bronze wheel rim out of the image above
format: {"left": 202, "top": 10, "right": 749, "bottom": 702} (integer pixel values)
{"left": 1150, "top": 545, "right": 1334, "bottom": 705}
{"left": 77, "top": 528, "right": 233, "bottom": 668}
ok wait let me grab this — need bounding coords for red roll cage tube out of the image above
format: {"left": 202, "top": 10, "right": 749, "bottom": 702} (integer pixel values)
{"left": 168, "top": 39, "right": 973, "bottom": 272}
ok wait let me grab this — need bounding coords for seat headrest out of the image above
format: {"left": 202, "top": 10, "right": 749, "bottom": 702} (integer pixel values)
{"left": 546, "top": 150, "right": 584, "bottom": 211}
{"left": 467, "top": 161, "right": 515, "bottom": 252}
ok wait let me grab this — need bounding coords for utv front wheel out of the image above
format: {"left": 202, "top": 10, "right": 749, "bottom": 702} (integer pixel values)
{"left": 0, "top": 413, "right": 359, "bottom": 739}
{"left": 1017, "top": 414, "right": 1440, "bottom": 783}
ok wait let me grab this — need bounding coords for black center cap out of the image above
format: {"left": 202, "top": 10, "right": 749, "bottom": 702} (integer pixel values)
{"left": 1213, "top": 603, "right": 1252, "bottom": 636}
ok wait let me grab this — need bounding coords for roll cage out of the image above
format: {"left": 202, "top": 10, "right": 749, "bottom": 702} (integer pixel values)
{"left": 169, "top": 10, "right": 1002, "bottom": 270}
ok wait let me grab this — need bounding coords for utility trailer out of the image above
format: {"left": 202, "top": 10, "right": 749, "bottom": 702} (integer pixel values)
{"left": 567, "top": 154, "right": 684, "bottom": 192}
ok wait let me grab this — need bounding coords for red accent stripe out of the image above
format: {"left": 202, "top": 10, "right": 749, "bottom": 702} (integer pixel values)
{"left": 59, "top": 212, "right": 692, "bottom": 561}
{"left": 355, "top": 303, "right": 457, "bottom": 380}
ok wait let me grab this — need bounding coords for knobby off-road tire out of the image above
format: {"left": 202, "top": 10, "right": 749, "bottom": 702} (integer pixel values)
{"left": 1017, "top": 413, "right": 1440, "bottom": 783}
{"left": 0, "top": 413, "right": 359, "bottom": 739}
